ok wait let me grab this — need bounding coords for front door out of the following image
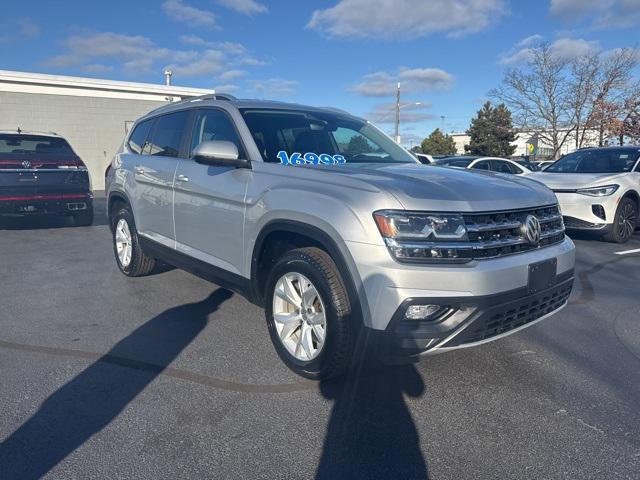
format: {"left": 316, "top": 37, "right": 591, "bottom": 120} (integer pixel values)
{"left": 173, "top": 108, "right": 250, "bottom": 276}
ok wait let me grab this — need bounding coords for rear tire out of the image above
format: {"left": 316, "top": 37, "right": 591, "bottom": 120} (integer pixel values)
{"left": 73, "top": 208, "right": 93, "bottom": 227}
{"left": 603, "top": 198, "right": 637, "bottom": 244}
{"left": 111, "top": 206, "right": 156, "bottom": 276}
{"left": 264, "top": 247, "right": 355, "bottom": 380}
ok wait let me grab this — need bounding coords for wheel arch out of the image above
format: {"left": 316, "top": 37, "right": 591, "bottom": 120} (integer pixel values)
{"left": 107, "top": 191, "right": 131, "bottom": 229}
{"left": 250, "top": 220, "right": 366, "bottom": 324}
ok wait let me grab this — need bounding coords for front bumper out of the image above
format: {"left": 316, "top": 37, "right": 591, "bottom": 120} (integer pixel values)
{"left": 367, "top": 271, "right": 573, "bottom": 361}
{"left": 0, "top": 193, "right": 93, "bottom": 216}
{"left": 554, "top": 192, "right": 617, "bottom": 231}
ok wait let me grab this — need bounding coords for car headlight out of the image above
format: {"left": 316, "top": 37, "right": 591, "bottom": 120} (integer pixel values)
{"left": 373, "top": 210, "right": 468, "bottom": 263}
{"left": 576, "top": 185, "right": 619, "bottom": 197}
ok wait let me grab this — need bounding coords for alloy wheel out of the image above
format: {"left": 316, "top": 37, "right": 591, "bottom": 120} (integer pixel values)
{"left": 272, "top": 272, "right": 327, "bottom": 361}
{"left": 115, "top": 218, "right": 133, "bottom": 268}
{"left": 617, "top": 202, "right": 637, "bottom": 240}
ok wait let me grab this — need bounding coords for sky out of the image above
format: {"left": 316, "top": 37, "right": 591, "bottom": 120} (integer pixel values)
{"left": 1, "top": 0, "right": 639, "bottom": 147}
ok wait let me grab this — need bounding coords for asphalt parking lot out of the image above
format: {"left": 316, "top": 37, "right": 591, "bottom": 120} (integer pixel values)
{"left": 1, "top": 198, "right": 639, "bottom": 480}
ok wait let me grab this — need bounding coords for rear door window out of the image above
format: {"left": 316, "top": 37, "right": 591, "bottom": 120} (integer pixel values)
{"left": 128, "top": 120, "right": 152, "bottom": 154}
{"left": 492, "top": 160, "right": 519, "bottom": 174}
{"left": 145, "top": 111, "right": 190, "bottom": 157}
{"left": 471, "top": 160, "right": 491, "bottom": 171}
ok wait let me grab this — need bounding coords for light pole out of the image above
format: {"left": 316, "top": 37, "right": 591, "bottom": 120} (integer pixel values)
{"left": 395, "top": 83, "right": 401, "bottom": 143}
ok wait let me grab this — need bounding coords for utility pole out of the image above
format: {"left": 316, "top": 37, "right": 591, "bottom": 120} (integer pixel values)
{"left": 394, "top": 83, "right": 401, "bottom": 144}
{"left": 440, "top": 115, "right": 445, "bottom": 132}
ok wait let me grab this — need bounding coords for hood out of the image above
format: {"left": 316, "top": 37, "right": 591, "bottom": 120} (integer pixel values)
{"left": 305, "top": 163, "right": 557, "bottom": 212}
{"left": 528, "top": 172, "right": 625, "bottom": 190}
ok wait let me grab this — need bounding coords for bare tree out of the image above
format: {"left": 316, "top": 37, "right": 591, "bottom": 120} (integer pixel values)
{"left": 582, "top": 48, "right": 640, "bottom": 146}
{"left": 490, "top": 44, "right": 575, "bottom": 159}
{"left": 492, "top": 44, "right": 640, "bottom": 157}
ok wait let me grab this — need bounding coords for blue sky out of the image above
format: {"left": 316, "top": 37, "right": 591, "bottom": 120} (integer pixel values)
{"left": 2, "top": 0, "right": 639, "bottom": 146}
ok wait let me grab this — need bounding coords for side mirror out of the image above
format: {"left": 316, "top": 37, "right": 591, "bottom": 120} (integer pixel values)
{"left": 192, "top": 141, "right": 250, "bottom": 168}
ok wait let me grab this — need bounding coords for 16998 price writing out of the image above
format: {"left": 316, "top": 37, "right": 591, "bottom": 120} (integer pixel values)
{"left": 277, "top": 151, "right": 346, "bottom": 165}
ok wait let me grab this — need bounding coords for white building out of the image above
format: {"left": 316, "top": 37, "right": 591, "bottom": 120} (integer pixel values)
{"left": 0, "top": 70, "right": 212, "bottom": 189}
{"left": 450, "top": 130, "right": 601, "bottom": 158}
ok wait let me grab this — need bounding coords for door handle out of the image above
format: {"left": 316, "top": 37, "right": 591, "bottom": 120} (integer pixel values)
{"left": 134, "top": 166, "right": 145, "bottom": 175}
{"left": 176, "top": 174, "right": 189, "bottom": 183}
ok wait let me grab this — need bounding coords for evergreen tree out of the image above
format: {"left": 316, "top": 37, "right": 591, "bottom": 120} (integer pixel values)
{"left": 420, "top": 128, "right": 457, "bottom": 155}
{"left": 466, "top": 101, "right": 517, "bottom": 156}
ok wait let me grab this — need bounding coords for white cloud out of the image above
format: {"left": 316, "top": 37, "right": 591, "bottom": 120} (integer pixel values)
{"left": 44, "top": 31, "right": 265, "bottom": 80}
{"left": 365, "top": 102, "right": 435, "bottom": 124}
{"left": 550, "top": 0, "right": 640, "bottom": 29}
{"left": 165, "top": 49, "right": 226, "bottom": 77}
{"left": 162, "top": 0, "right": 217, "bottom": 29}
{"left": 352, "top": 67, "right": 454, "bottom": 97}
{"left": 248, "top": 78, "right": 298, "bottom": 97}
{"left": 515, "top": 34, "right": 543, "bottom": 48}
{"left": 217, "top": 0, "right": 268, "bottom": 15}
{"left": 18, "top": 18, "right": 40, "bottom": 38}
{"left": 500, "top": 36, "right": 600, "bottom": 64}
{"left": 308, "top": 0, "right": 507, "bottom": 39}
{"left": 214, "top": 83, "right": 240, "bottom": 93}
{"left": 81, "top": 64, "right": 114, "bottom": 74}
{"left": 44, "top": 33, "right": 169, "bottom": 68}
{"left": 218, "top": 69, "right": 247, "bottom": 81}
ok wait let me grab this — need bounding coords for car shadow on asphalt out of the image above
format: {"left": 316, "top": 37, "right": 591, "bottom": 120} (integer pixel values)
{"left": 316, "top": 353, "right": 430, "bottom": 479}
{"left": 0, "top": 288, "right": 233, "bottom": 480}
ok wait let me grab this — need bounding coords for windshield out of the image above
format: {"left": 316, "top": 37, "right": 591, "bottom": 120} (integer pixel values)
{"left": 434, "top": 157, "right": 474, "bottom": 168}
{"left": 0, "top": 134, "right": 75, "bottom": 156}
{"left": 240, "top": 109, "right": 418, "bottom": 164}
{"left": 545, "top": 148, "right": 640, "bottom": 173}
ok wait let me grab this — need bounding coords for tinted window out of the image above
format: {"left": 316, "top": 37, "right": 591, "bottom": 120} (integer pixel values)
{"left": 493, "top": 160, "right": 519, "bottom": 174}
{"left": 0, "top": 134, "right": 74, "bottom": 156}
{"left": 240, "top": 109, "right": 417, "bottom": 164}
{"left": 472, "top": 160, "right": 490, "bottom": 170}
{"left": 189, "top": 109, "right": 243, "bottom": 157}
{"left": 145, "top": 111, "right": 189, "bottom": 157}
{"left": 128, "top": 120, "right": 152, "bottom": 154}
{"left": 435, "top": 158, "right": 473, "bottom": 168}
{"left": 545, "top": 148, "right": 640, "bottom": 173}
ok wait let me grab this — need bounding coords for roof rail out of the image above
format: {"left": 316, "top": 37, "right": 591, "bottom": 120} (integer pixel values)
{"left": 145, "top": 93, "right": 238, "bottom": 116}
{"left": 184, "top": 93, "right": 238, "bottom": 102}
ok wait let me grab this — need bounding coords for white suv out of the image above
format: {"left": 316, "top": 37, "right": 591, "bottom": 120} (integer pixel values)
{"left": 530, "top": 146, "right": 640, "bottom": 243}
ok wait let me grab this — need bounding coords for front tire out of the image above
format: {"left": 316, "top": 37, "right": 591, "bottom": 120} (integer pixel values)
{"left": 603, "top": 198, "right": 637, "bottom": 243}
{"left": 111, "top": 206, "right": 156, "bottom": 276}
{"left": 264, "top": 247, "right": 355, "bottom": 380}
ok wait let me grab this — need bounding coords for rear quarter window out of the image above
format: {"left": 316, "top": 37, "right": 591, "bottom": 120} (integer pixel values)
{"left": 127, "top": 120, "right": 152, "bottom": 154}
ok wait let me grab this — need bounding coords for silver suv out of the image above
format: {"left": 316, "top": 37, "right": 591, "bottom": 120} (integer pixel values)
{"left": 106, "top": 94, "right": 576, "bottom": 379}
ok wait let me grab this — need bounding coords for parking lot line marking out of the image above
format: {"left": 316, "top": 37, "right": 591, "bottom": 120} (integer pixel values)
{"left": 614, "top": 248, "right": 640, "bottom": 255}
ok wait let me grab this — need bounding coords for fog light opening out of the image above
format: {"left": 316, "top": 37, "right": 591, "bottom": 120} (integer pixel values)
{"left": 405, "top": 304, "right": 447, "bottom": 321}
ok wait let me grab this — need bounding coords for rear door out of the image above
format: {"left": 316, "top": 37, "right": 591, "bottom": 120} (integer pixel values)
{"left": 173, "top": 108, "right": 250, "bottom": 275}
{"left": 129, "top": 111, "right": 190, "bottom": 246}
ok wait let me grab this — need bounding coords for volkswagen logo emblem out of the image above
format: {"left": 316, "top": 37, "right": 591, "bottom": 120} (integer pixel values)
{"left": 522, "top": 214, "right": 541, "bottom": 245}
{"left": 22, "top": 160, "right": 31, "bottom": 169}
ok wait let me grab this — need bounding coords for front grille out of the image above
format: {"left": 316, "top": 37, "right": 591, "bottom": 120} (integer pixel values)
{"left": 385, "top": 205, "right": 566, "bottom": 262}
{"left": 459, "top": 205, "right": 565, "bottom": 259}
{"left": 447, "top": 282, "right": 572, "bottom": 346}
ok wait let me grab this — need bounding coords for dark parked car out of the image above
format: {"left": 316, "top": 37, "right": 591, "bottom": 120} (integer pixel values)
{"left": 0, "top": 131, "right": 93, "bottom": 225}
